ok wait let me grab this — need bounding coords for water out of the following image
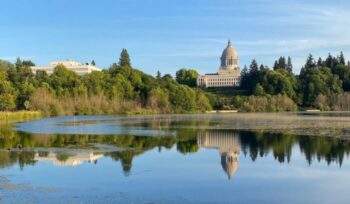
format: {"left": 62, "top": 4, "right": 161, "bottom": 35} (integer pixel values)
{"left": 1, "top": 113, "right": 350, "bottom": 203}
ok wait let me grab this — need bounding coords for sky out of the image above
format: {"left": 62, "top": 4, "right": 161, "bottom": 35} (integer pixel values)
{"left": 1, "top": 0, "right": 350, "bottom": 75}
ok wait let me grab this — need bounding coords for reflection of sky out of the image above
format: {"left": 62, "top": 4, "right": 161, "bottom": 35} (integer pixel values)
{"left": 15, "top": 116, "right": 176, "bottom": 136}
{"left": 15, "top": 113, "right": 350, "bottom": 138}
{"left": 2, "top": 146, "right": 350, "bottom": 203}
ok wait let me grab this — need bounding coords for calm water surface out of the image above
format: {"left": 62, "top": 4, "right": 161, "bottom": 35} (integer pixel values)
{"left": 1, "top": 113, "right": 350, "bottom": 203}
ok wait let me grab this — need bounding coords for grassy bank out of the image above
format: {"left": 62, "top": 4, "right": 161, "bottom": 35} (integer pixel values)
{"left": 0, "top": 111, "right": 42, "bottom": 122}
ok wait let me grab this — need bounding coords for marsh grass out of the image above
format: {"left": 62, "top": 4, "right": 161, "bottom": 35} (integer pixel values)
{"left": 0, "top": 111, "right": 41, "bottom": 122}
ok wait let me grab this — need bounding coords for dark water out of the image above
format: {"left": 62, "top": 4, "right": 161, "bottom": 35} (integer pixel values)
{"left": 1, "top": 114, "right": 350, "bottom": 203}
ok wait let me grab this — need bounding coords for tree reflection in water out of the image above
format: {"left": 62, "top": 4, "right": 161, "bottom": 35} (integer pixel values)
{"left": 1, "top": 123, "right": 350, "bottom": 177}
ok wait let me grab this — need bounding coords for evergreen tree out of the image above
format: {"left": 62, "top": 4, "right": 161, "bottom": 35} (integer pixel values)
{"left": 273, "top": 60, "right": 278, "bottom": 70}
{"left": 91, "top": 60, "right": 96, "bottom": 66}
{"left": 286, "top": 56, "right": 293, "bottom": 73}
{"left": 278, "top": 56, "right": 286, "bottom": 70}
{"left": 305, "top": 54, "right": 316, "bottom": 69}
{"left": 15, "top": 57, "right": 22, "bottom": 69}
{"left": 259, "top": 64, "right": 265, "bottom": 71}
{"left": 273, "top": 56, "right": 288, "bottom": 71}
{"left": 119, "top": 49, "right": 131, "bottom": 67}
{"left": 240, "top": 65, "right": 249, "bottom": 88}
{"left": 339, "top": 51, "right": 345, "bottom": 65}
{"left": 156, "top": 70, "right": 161, "bottom": 79}
{"left": 317, "top": 57, "right": 323, "bottom": 67}
{"left": 250, "top": 59, "right": 259, "bottom": 72}
{"left": 325, "top": 53, "right": 335, "bottom": 68}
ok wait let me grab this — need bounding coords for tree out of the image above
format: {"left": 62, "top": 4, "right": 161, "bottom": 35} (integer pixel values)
{"left": 147, "top": 87, "right": 169, "bottom": 111}
{"left": 0, "top": 71, "right": 17, "bottom": 111}
{"left": 50, "top": 65, "right": 80, "bottom": 96}
{"left": 259, "top": 64, "right": 265, "bottom": 71}
{"left": 317, "top": 57, "right": 323, "bottom": 67}
{"left": 339, "top": 51, "right": 345, "bottom": 65}
{"left": 253, "top": 83, "right": 265, "bottom": 96}
{"left": 175, "top": 68, "right": 199, "bottom": 87}
{"left": 196, "top": 91, "right": 212, "bottom": 112}
{"left": 15, "top": 57, "right": 22, "bottom": 69}
{"left": 260, "top": 70, "right": 298, "bottom": 100}
{"left": 278, "top": 56, "right": 286, "bottom": 70}
{"left": 156, "top": 70, "right": 161, "bottom": 79}
{"left": 273, "top": 61, "right": 279, "bottom": 70}
{"left": 169, "top": 84, "right": 197, "bottom": 113}
{"left": 0, "top": 60, "right": 15, "bottom": 71}
{"left": 91, "top": 60, "right": 96, "bottom": 66}
{"left": 240, "top": 65, "right": 249, "bottom": 89}
{"left": 273, "top": 57, "right": 288, "bottom": 71}
{"left": 299, "top": 66, "right": 342, "bottom": 106}
{"left": 249, "top": 59, "right": 259, "bottom": 72}
{"left": 286, "top": 56, "right": 293, "bottom": 73}
{"left": 324, "top": 53, "right": 339, "bottom": 70}
{"left": 119, "top": 49, "right": 131, "bottom": 67}
{"left": 305, "top": 54, "right": 316, "bottom": 69}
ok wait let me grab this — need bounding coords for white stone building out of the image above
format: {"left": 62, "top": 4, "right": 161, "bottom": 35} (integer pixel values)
{"left": 197, "top": 40, "right": 241, "bottom": 87}
{"left": 30, "top": 60, "right": 102, "bottom": 76}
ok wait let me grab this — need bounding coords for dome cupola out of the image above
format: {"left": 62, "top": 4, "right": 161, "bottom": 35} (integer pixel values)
{"left": 220, "top": 40, "right": 239, "bottom": 70}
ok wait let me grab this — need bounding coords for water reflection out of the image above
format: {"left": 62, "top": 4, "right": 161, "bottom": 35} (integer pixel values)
{"left": 1, "top": 121, "right": 350, "bottom": 177}
{"left": 34, "top": 152, "right": 103, "bottom": 166}
{"left": 198, "top": 130, "right": 240, "bottom": 179}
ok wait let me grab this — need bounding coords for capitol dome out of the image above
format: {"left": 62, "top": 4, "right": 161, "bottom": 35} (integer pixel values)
{"left": 220, "top": 40, "right": 239, "bottom": 70}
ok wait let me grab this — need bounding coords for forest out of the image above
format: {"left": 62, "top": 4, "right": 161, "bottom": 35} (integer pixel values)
{"left": 1, "top": 49, "right": 350, "bottom": 115}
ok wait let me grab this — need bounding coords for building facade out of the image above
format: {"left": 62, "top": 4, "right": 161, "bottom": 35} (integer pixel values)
{"left": 197, "top": 40, "right": 241, "bottom": 87}
{"left": 31, "top": 60, "right": 101, "bottom": 76}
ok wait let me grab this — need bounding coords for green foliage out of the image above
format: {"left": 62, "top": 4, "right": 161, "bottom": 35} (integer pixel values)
{"left": 169, "top": 84, "right": 197, "bottom": 113}
{"left": 231, "top": 95, "right": 297, "bottom": 112}
{"left": 238, "top": 53, "right": 349, "bottom": 109}
{"left": 196, "top": 91, "right": 212, "bottom": 112}
{"left": 0, "top": 71, "right": 17, "bottom": 111}
{"left": 253, "top": 83, "right": 265, "bottom": 96}
{"left": 299, "top": 66, "right": 342, "bottom": 106}
{"left": 175, "top": 68, "right": 199, "bottom": 87}
{"left": 0, "top": 60, "right": 15, "bottom": 72}
{"left": 147, "top": 87, "right": 170, "bottom": 112}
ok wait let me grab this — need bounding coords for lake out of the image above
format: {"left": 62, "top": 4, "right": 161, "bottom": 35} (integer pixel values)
{"left": 1, "top": 112, "right": 350, "bottom": 203}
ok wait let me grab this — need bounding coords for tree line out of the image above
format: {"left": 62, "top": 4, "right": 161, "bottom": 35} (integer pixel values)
{"left": 238, "top": 52, "right": 350, "bottom": 111}
{"left": 0, "top": 49, "right": 211, "bottom": 115}
{"left": 1, "top": 50, "right": 350, "bottom": 114}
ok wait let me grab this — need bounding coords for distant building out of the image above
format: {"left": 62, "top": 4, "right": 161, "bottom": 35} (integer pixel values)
{"left": 30, "top": 60, "right": 102, "bottom": 76}
{"left": 197, "top": 40, "right": 241, "bottom": 87}
{"left": 34, "top": 152, "right": 104, "bottom": 166}
{"left": 197, "top": 130, "right": 240, "bottom": 179}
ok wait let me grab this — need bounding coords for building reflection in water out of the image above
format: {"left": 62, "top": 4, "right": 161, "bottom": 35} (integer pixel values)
{"left": 197, "top": 130, "right": 240, "bottom": 179}
{"left": 34, "top": 152, "right": 104, "bottom": 166}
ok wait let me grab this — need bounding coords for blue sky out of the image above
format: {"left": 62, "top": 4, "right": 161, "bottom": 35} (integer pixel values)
{"left": 1, "top": 0, "right": 350, "bottom": 75}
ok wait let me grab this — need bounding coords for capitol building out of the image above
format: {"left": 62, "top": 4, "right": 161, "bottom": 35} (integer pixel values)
{"left": 197, "top": 40, "right": 241, "bottom": 87}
